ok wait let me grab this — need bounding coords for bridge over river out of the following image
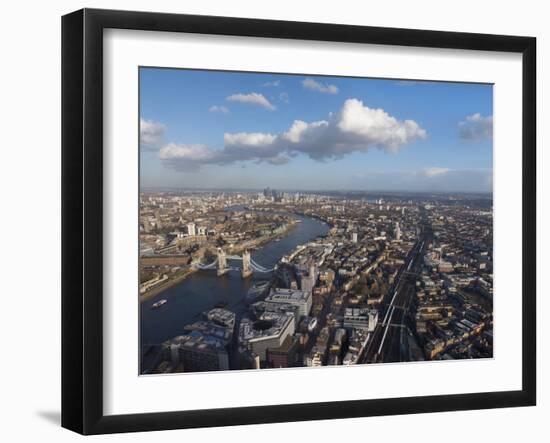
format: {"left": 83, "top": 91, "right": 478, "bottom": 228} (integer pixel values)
{"left": 193, "top": 248, "right": 274, "bottom": 278}
{"left": 140, "top": 211, "right": 329, "bottom": 348}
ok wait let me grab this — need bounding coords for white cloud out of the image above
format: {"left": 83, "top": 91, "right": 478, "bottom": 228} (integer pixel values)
{"left": 279, "top": 92, "right": 289, "bottom": 103}
{"left": 224, "top": 98, "right": 426, "bottom": 159}
{"left": 459, "top": 113, "right": 493, "bottom": 142}
{"left": 396, "top": 80, "right": 420, "bottom": 86}
{"left": 419, "top": 167, "right": 494, "bottom": 193}
{"left": 423, "top": 167, "right": 450, "bottom": 177}
{"left": 140, "top": 118, "right": 166, "bottom": 149}
{"left": 224, "top": 132, "right": 277, "bottom": 147}
{"left": 158, "top": 98, "right": 426, "bottom": 171}
{"left": 209, "top": 105, "right": 230, "bottom": 114}
{"left": 158, "top": 143, "right": 216, "bottom": 171}
{"left": 226, "top": 92, "right": 276, "bottom": 111}
{"left": 302, "top": 78, "right": 339, "bottom": 94}
{"left": 266, "top": 155, "right": 290, "bottom": 165}
{"left": 262, "top": 80, "right": 280, "bottom": 87}
{"left": 158, "top": 143, "right": 214, "bottom": 161}
{"left": 351, "top": 168, "right": 492, "bottom": 193}
{"left": 335, "top": 99, "right": 427, "bottom": 153}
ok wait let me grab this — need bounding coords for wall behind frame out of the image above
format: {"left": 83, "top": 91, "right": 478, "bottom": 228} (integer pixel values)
{"left": 0, "top": 0, "right": 545, "bottom": 441}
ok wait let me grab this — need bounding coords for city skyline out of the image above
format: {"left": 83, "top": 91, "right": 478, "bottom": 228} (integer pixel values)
{"left": 140, "top": 190, "right": 493, "bottom": 373}
{"left": 140, "top": 68, "right": 493, "bottom": 193}
{"left": 140, "top": 185, "right": 493, "bottom": 195}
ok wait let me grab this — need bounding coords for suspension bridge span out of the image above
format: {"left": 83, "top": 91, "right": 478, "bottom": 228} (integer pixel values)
{"left": 193, "top": 248, "right": 274, "bottom": 278}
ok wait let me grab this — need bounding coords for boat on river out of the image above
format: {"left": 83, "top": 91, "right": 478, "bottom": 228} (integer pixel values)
{"left": 151, "top": 299, "right": 167, "bottom": 309}
{"left": 140, "top": 210, "right": 330, "bottom": 346}
{"left": 246, "top": 281, "right": 271, "bottom": 303}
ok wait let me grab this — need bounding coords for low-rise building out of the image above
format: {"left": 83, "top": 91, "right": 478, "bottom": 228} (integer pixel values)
{"left": 239, "top": 312, "right": 295, "bottom": 361}
{"left": 265, "top": 288, "right": 312, "bottom": 317}
{"left": 343, "top": 308, "right": 378, "bottom": 332}
{"left": 165, "top": 334, "right": 229, "bottom": 372}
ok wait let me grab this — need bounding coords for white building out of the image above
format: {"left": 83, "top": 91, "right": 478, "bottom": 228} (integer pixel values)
{"left": 343, "top": 308, "right": 378, "bottom": 332}
{"left": 395, "top": 222, "right": 401, "bottom": 241}
{"left": 239, "top": 312, "right": 295, "bottom": 361}
{"left": 187, "top": 222, "right": 196, "bottom": 236}
{"left": 265, "top": 288, "right": 312, "bottom": 317}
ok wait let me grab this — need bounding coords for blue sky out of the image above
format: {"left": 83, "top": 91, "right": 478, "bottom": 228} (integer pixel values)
{"left": 139, "top": 68, "right": 493, "bottom": 192}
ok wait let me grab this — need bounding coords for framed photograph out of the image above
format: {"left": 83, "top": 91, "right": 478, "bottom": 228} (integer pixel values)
{"left": 62, "top": 8, "right": 536, "bottom": 435}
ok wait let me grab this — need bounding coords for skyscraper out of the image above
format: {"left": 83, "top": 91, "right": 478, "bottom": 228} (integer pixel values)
{"left": 395, "top": 222, "right": 401, "bottom": 241}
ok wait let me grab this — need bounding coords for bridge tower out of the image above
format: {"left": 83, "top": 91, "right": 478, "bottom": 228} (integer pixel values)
{"left": 217, "top": 248, "right": 228, "bottom": 276}
{"left": 241, "top": 250, "right": 253, "bottom": 278}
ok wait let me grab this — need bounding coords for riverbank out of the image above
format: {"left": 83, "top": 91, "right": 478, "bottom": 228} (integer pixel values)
{"left": 249, "top": 204, "right": 334, "bottom": 230}
{"left": 139, "top": 220, "right": 297, "bottom": 302}
{"left": 140, "top": 211, "right": 330, "bottom": 345}
{"left": 224, "top": 219, "right": 298, "bottom": 255}
{"left": 140, "top": 267, "right": 198, "bottom": 302}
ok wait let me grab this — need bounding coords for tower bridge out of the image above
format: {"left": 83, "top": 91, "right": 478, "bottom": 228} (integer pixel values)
{"left": 193, "top": 248, "right": 274, "bottom": 278}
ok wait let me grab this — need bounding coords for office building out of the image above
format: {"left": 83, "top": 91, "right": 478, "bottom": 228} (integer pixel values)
{"left": 265, "top": 288, "right": 312, "bottom": 317}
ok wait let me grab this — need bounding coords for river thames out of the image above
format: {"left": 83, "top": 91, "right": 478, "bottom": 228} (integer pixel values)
{"left": 140, "top": 212, "right": 329, "bottom": 347}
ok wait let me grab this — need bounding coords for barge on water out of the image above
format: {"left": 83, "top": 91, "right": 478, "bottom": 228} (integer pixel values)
{"left": 151, "top": 299, "right": 167, "bottom": 309}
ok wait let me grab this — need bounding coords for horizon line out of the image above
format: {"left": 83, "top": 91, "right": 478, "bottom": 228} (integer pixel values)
{"left": 139, "top": 186, "right": 493, "bottom": 196}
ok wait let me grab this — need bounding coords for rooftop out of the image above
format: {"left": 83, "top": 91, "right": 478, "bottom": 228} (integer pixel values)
{"left": 267, "top": 288, "right": 311, "bottom": 303}
{"left": 239, "top": 312, "right": 294, "bottom": 343}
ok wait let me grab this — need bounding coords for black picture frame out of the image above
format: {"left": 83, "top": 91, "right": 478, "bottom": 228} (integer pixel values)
{"left": 62, "top": 8, "right": 536, "bottom": 435}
